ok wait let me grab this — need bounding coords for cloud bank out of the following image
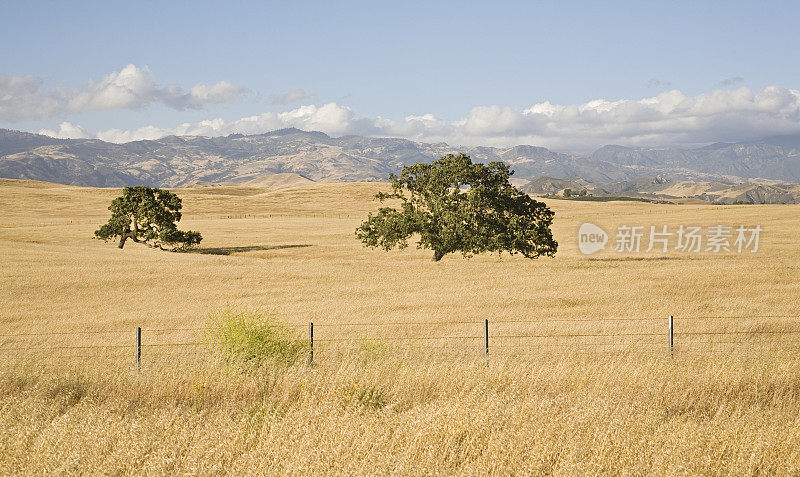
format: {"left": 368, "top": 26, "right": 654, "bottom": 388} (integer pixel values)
{"left": 31, "top": 86, "right": 800, "bottom": 152}
{"left": 0, "top": 64, "right": 247, "bottom": 121}
{"left": 38, "top": 122, "right": 90, "bottom": 139}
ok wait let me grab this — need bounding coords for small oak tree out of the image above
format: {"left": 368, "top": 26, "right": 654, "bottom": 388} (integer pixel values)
{"left": 95, "top": 186, "right": 202, "bottom": 250}
{"left": 356, "top": 153, "right": 558, "bottom": 261}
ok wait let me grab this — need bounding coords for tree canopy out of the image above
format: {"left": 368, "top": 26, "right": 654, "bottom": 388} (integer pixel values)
{"left": 356, "top": 153, "right": 558, "bottom": 261}
{"left": 95, "top": 186, "right": 202, "bottom": 250}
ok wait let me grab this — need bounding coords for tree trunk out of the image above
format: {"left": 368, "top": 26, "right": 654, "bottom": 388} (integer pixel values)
{"left": 432, "top": 250, "right": 445, "bottom": 261}
{"left": 131, "top": 219, "right": 139, "bottom": 242}
{"left": 118, "top": 227, "right": 138, "bottom": 249}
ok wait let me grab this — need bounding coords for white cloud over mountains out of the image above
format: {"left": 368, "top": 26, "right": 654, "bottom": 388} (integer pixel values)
{"left": 0, "top": 64, "right": 247, "bottom": 121}
{"left": 22, "top": 84, "right": 800, "bottom": 152}
{"left": 38, "top": 122, "right": 90, "bottom": 139}
{"left": 59, "top": 86, "right": 800, "bottom": 152}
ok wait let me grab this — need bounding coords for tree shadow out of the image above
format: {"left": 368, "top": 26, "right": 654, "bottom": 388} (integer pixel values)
{"left": 187, "top": 244, "right": 312, "bottom": 255}
{"left": 587, "top": 256, "right": 686, "bottom": 262}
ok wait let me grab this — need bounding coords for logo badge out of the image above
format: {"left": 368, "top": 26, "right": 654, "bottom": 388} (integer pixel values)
{"left": 578, "top": 222, "right": 608, "bottom": 255}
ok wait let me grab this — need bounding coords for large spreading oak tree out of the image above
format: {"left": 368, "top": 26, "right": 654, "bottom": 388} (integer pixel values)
{"left": 356, "top": 153, "right": 558, "bottom": 261}
{"left": 95, "top": 186, "right": 202, "bottom": 251}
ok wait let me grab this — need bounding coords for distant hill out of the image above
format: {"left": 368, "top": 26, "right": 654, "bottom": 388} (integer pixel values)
{"left": 1, "top": 127, "right": 800, "bottom": 189}
{"left": 0, "top": 129, "right": 70, "bottom": 157}
{"left": 183, "top": 173, "right": 314, "bottom": 190}
{"left": 588, "top": 142, "right": 800, "bottom": 182}
{"left": 521, "top": 176, "right": 800, "bottom": 204}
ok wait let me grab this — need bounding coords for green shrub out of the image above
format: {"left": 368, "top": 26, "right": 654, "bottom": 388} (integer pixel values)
{"left": 212, "top": 308, "right": 305, "bottom": 372}
{"left": 356, "top": 340, "right": 390, "bottom": 365}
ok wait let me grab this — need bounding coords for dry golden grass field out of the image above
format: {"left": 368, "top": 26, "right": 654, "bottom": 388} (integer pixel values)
{"left": 0, "top": 178, "right": 799, "bottom": 474}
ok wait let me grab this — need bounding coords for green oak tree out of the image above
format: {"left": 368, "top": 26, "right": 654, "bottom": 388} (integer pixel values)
{"left": 356, "top": 153, "right": 558, "bottom": 261}
{"left": 95, "top": 186, "right": 202, "bottom": 251}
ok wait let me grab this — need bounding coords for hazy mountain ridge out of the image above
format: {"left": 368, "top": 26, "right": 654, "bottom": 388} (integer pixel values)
{"left": 588, "top": 142, "right": 800, "bottom": 181}
{"left": 2, "top": 128, "right": 800, "bottom": 191}
{"left": 0, "top": 129, "right": 73, "bottom": 157}
{"left": 521, "top": 176, "right": 800, "bottom": 204}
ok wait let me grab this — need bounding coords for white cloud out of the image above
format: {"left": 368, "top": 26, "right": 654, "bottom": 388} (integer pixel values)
{"left": 39, "top": 86, "right": 800, "bottom": 152}
{"left": 96, "top": 125, "right": 173, "bottom": 143}
{"left": 187, "top": 81, "right": 246, "bottom": 106}
{"left": 463, "top": 106, "right": 527, "bottom": 136}
{"left": 37, "top": 122, "right": 89, "bottom": 139}
{"left": 0, "top": 64, "right": 247, "bottom": 121}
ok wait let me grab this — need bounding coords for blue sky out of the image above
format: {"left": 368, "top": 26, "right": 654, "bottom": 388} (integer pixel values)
{"left": 2, "top": 0, "right": 799, "bottom": 151}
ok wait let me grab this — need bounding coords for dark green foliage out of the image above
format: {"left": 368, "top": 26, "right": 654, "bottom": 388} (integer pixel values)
{"left": 95, "top": 186, "right": 202, "bottom": 250}
{"left": 356, "top": 153, "right": 558, "bottom": 261}
{"left": 563, "top": 188, "right": 588, "bottom": 197}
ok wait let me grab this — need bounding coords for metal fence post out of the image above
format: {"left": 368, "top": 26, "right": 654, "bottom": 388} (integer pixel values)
{"left": 136, "top": 327, "right": 142, "bottom": 369}
{"left": 484, "top": 319, "right": 489, "bottom": 357}
{"left": 668, "top": 315, "right": 673, "bottom": 356}
{"left": 308, "top": 322, "right": 314, "bottom": 365}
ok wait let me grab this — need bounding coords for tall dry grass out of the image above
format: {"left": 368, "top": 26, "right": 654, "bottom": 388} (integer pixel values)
{"left": 0, "top": 178, "right": 799, "bottom": 474}
{"left": 0, "top": 351, "right": 799, "bottom": 474}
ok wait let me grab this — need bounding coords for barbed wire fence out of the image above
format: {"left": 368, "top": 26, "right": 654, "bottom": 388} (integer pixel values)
{"left": 0, "top": 315, "right": 798, "bottom": 367}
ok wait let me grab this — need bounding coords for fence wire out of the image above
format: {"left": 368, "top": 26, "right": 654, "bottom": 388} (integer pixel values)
{"left": 0, "top": 315, "right": 798, "bottom": 365}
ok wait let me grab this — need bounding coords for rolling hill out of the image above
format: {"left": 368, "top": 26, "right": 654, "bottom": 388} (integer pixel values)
{"left": 521, "top": 176, "right": 800, "bottom": 204}
{"left": 2, "top": 128, "right": 800, "bottom": 199}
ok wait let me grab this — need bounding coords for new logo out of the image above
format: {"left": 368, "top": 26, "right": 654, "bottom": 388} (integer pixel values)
{"left": 578, "top": 222, "right": 608, "bottom": 255}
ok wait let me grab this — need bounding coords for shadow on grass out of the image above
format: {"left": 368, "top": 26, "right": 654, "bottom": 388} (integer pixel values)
{"left": 188, "top": 244, "right": 312, "bottom": 256}
{"left": 587, "top": 256, "right": 687, "bottom": 262}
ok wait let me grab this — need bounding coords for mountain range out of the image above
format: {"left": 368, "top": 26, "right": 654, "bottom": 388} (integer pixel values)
{"left": 520, "top": 176, "right": 800, "bottom": 204}
{"left": 2, "top": 127, "right": 800, "bottom": 201}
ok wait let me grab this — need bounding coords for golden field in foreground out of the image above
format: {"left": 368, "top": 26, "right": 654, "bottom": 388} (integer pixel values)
{"left": 0, "top": 178, "right": 799, "bottom": 474}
